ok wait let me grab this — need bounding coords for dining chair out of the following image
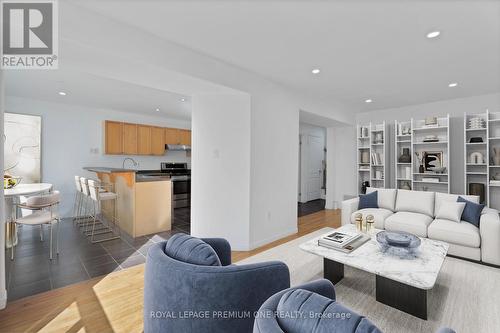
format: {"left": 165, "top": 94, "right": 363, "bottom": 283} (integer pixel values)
{"left": 11, "top": 190, "right": 60, "bottom": 260}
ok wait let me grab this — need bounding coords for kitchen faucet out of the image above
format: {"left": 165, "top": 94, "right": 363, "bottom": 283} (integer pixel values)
{"left": 122, "top": 157, "right": 139, "bottom": 170}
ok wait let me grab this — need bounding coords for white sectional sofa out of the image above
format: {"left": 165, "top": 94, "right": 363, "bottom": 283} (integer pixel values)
{"left": 342, "top": 187, "right": 500, "bottom": 266}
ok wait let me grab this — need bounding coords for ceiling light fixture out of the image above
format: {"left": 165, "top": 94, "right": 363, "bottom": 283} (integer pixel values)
{"left": 365, "top": 99, "right": 372, "bottom": 103}
{"left": 311, "top": 68, "right": 320, "bottom": 74}
{"left": 155, "top": 108, "right": 160, "bottom": 112}
{"left": 58, "top": 91, "right": 66, "bottom": 96}
{"left": 426, "top": 31, "right": 440, "bottom": 39}
{"left": 180, "top": 98, "right": 186, "bottom": 102}
{"left": 448, "top": 82, "right": 458, "bottom": 87}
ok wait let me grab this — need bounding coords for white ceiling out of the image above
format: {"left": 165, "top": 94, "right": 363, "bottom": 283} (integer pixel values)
{"left": 75, "top": 0, "right": 500, "bottom": 112}
{"left": 5, "top": 70, "right": 191, "bottom": 120}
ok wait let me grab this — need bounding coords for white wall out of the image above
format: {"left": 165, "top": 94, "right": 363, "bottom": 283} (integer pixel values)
{"left": 191, "top": 94, "right": 251, "bottom": 249}
{"left": 356, "top": 93, "right": 500, "bottom": 194}
{"left": 325, "top": 126, "right": 357, "bottom": 208}
{"left": 5, "top": 96, "right": 191, "bottom": 218}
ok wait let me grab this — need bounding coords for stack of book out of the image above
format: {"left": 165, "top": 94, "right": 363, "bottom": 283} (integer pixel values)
{"left": 318, "top": 230, "right": 363, "bottom": 253}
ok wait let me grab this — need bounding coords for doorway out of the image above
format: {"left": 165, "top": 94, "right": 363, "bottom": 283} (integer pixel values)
{"left": 298, "top": 123, "right": 326, "bottom": 216}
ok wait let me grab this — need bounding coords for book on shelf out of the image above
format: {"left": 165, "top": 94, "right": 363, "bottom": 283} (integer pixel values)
{"left": 371, "top": 152, "right": 382, "bottom": 165}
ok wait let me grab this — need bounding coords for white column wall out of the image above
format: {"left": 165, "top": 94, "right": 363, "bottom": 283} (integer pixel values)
{"left": 191, "top": 93, "right": 252, "bottom": 250}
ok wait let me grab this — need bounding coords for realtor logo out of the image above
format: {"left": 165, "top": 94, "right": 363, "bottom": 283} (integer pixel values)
{"left": 1, "top": 0, "right": 58, "bottom": 69}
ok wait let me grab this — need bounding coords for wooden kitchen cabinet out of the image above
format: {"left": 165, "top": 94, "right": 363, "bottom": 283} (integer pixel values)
{"left": 122, "top": 123, "right": 138, "bottom": 155}
{"left": 151, "top": 126, "right": 165, "bottom": 155}
{"left": 137, "top": 125, "right": 152, "bottom": 155}
{"left": 179, "top": 129, "right": 192, "bottom": 145}
{"left": 165, "top": 127, "right": 181, "bottom": 145}
{"left": 105, "top": 121, "right": 123, "bottom": 154}
{"left": 104, "top": 120, "right": 190, "bottom": 155}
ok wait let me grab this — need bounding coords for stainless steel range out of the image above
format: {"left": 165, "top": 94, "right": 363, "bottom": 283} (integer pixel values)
{"left": 161, "top": 162, "right": 191, "bottom": 208}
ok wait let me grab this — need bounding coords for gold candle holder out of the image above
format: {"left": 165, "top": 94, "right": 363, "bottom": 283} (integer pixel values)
{"left": 354, "top": 213, "right": 363, "bottom": 232}
{"left": 365, "top": 214, "right": 375, "bottom": 234}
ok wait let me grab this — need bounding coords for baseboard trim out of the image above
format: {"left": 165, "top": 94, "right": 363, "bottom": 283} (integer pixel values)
{"left": 249, "top": 227, "right": 298, "bottom": 250}
{"left": 0, "top": 289, "right": 7, "bottom": 310}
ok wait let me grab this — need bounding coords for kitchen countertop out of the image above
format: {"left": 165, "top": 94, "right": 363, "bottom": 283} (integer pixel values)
{"left": 84, "top": 167, "right": 190, "bottom": 182}
{"left": 84, "top": 167, "right": 138, "bottom": 173}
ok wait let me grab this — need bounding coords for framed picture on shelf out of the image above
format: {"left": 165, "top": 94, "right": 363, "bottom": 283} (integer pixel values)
{"left": 423, "top": 151, "right": 443, "bottom": 172}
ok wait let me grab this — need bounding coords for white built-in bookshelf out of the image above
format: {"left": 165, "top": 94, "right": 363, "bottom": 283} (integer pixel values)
{"left": 357, "top": 122, "right": 388, "bottom": 194}
{"left": 411, "top": 115, "right": 450, "bottom": 193}
{"left": 464, "top": 110, "right": 500, "bottom": 209}
{"left": 395, "top": 120, "right": 413, "bottom": 190}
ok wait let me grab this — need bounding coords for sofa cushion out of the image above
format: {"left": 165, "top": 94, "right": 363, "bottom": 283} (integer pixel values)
{"left": 395, "top": 189, "right": 435, "bottom": 217}
{"left": 367, "top": 187, "right": 397, "bottom": 211}
{"left": 358, "top": 191, "right": 378, "bottom": 210}
{"left": 164, "top": 233, "right": 221, "bottom": 266}
{"left": 435, "top": 193, "right": 479, "bottom": 217}
{"left": 435, "top": 202, "right": 466, "bottom": 223}
{"left": 385, "top": 211, "right": 433, "bottom": 237}
{"left": 351, "top": 208, "right": 393, "bottom": 229}
{"left": 458, "top": 196, "right": 485, "bottom": 227}
{"left": 428, "top": 219, "right": 480, "bottom": 248}
{"left": 276, "top": 289, "right": 380, "bottom": 333}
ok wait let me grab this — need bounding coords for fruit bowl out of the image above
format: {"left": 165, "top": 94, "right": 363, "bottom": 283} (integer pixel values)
{"left": 4, "top": 176, "right": 22, "bottom": 189}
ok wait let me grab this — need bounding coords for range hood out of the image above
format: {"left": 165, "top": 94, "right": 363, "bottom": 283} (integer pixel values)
{"left": 165, "top": 144, "right": 191, "bottom": 151}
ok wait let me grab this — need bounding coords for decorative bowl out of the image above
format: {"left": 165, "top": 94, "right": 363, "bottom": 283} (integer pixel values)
{"left": 4, "top": 176, "right": 22, "bottom": 189}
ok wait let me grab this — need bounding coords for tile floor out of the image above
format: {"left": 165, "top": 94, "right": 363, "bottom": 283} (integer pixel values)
{"left": 5, "top": 207, "right": 190, "bottom": 301}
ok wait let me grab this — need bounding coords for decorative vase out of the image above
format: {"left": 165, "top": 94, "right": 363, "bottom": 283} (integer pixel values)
{"left": 419, "top": 165, "right": 425, "bottom": 173}
{"left": 398, "top": 148, "right": 411, "bottom": 163}
{"left": 469, "top": 183, "right": 485, "bottom": 204}
{"left": 361, "top": 181, "right": 370, "bottom": 194}
{"left": 493, "top": 148, "right": 500, "bottom": 165}
{"left": 361, "top": 151, "right": 370, "bottom": 164}
{"left": 401, "top": 181, "right": 411, "bottom": 190}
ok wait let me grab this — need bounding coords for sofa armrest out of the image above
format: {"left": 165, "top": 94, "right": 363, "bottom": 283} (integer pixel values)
{"left": 341, "top": 197, "right": 359, "bottom": 225}
{"left": 201, "top": 237, "right": 232, "bottom": 266}
{"left": 253, "top": 279, "right": 335, "bottom": 333}
{"left": 480, "top": 210, "right": 500, "bottom": 265}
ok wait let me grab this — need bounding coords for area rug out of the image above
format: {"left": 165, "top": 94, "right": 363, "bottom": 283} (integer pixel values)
{"left": 237, "top": 228, "right": 500, "bottom": 333}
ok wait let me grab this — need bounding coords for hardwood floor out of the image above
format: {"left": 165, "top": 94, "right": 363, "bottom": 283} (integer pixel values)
{"left": 0, "top": 209, "right": 341, "bottom": 333}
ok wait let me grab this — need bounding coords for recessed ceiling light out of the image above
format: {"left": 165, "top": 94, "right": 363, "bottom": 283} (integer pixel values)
{"left": 180, "top": 98, "right": 186, "bottom": 102}
{"left": 365, "top": 99, "right": 372, "bottom": 103}
{"left": 448, "top": 82, "right": 458, "bottom": 87}
{"left": 426, "top": 31, "right": 440, "bottom": 39}
{"left": 311, "top": 68, "right": 320, "bottom": 74}
{"left": 155, "top": 108, "right": 160, "bottom": 112}
{"left": 58, "top": 91, "right": 66, "bottom": 96}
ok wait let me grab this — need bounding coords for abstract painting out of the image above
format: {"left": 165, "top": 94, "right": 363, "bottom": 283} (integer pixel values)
{"left": 4, "top": 113, "right": 41, "bottom": 183}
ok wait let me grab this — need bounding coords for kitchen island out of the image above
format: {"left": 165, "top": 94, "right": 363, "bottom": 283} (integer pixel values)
{"left": 84, "top": 167, "right": 172, "bottom": 238}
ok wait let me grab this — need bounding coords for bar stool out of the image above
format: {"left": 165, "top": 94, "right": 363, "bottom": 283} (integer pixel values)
{"left": 87, "top": 179, "right": 120, "bottom": 243}
{"left": 73, "top": 176, "right": 85, "bottom": 225}
{"left": 78, "top": 177, "right": 94, "bottom": 232}
{"left": 11, "top": 190, "right": 60, "bottom": 260}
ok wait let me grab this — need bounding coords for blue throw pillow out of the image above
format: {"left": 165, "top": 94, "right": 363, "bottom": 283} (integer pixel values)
{"left": 457, "top": 196, "right": 484, "bottom": 227}
{"left": 164, "top": 233, "right": 221, "bottom": 266}
{"left": 358, "top": 191, "right": 378, "bottom": 210}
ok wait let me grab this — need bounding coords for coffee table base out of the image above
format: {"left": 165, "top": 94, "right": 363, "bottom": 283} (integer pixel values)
{"left": 376, "top": 275, "right": 427, "bottom": 320}
{"left": 323, "top": 258, "right": 428, "bottom": 320}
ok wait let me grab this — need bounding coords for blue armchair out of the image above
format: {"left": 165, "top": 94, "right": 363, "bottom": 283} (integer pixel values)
{"left": 144, "top": 235, "right": 290, "bottom": 333}
{"left": 254, "top": 279, "right": 456, "bottom": 333}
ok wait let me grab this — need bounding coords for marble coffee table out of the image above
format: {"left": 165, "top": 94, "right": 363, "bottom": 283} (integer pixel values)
{"left": 300, "top": 224, "right": 448, "bottom": 320}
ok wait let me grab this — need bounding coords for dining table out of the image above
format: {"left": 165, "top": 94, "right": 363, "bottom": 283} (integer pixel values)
{"left": 4, "top": 183, "right": 53, "bottom": 248}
